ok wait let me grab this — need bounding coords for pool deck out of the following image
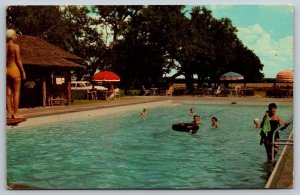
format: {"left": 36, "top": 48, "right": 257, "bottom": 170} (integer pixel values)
{"left": 15, "top": 96, "right": 294, "bottom": 188}
{"left": 18, "top": 96, "right": 293, "bottom": 118}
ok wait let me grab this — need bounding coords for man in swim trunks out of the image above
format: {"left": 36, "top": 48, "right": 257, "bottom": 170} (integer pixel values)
{"left": 6, "top": 29, "right": 26, "bottom": 119}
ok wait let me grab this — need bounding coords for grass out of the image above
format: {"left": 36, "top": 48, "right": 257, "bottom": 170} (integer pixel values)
{"left": 71, "top": 95, "right": 136, "bottom": 105}
{"left": 71, "top": 100, "right": 103, "bottom": 105}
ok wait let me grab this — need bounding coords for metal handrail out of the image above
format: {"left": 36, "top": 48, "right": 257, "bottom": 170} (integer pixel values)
{"left": 271, "top": 119, "right": 293, "bottom": 162}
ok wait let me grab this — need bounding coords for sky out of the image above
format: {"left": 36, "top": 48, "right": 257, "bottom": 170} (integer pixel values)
{"left": 191, "top": 5, "right": 294, "bottom": 78}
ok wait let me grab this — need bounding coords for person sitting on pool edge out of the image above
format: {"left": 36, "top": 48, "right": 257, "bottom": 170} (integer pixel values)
{"left": 211, "top": 117, "right": 220, "bottom": 128}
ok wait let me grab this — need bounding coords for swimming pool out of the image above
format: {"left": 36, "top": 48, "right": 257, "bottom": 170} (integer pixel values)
{"left": 7, "top": 102, "right": 293, "bottom": 189}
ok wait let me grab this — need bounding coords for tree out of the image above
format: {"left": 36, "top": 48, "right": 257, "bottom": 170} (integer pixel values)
{"left": 92, "top": 5, "right": 143, "bottom": 43}
{"left": 60, "top": 6, "right": 107, "bottom": 80}
{"left": 176, "top": 6, "right": 264, "bottom": 91}
{"left": 7, "top": 6, "right": 63, "bottom": 38}
{"left": 7, "top": 5, "right": 264, "bottom": 92}
{"left": 109, "top": 5, "right": 188, "bottom": 92}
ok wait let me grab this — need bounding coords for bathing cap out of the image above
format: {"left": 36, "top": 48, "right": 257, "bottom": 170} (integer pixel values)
{"left": 254, "top": 118, "right": 259, "bottom": 123}
{"left": 6, "top": 29, "right": 16, "bottom": 40}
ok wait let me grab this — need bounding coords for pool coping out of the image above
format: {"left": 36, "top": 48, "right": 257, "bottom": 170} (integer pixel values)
{"left": 17, "top": 96, "right": 293, "bottom": 119}
{"left": 265, "top": 130, "right": 294, "bottom": 188}
{"left": 8, "top": 99, "right": 173, "bottom": 129}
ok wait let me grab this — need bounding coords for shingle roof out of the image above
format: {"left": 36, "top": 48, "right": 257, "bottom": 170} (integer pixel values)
{"left": 15, "top": 35, "right": 84, "bottom": 68}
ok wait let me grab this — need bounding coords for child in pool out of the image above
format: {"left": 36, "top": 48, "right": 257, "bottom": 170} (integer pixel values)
{"left": 189, "top": 115, "right": 201, "bottom": 134}
{"left": 211, "top": 117, "right": 220, "bottom": 128}
{"left": 189, "top": 108, "right": 195, "bottom": 117}
{"left": 254, "top": 118, "right": 260, "bottom": 128}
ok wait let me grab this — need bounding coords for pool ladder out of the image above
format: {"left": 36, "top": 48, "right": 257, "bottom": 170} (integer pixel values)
{"left": 271, "top": 119, "right": 293, "bottom": 162}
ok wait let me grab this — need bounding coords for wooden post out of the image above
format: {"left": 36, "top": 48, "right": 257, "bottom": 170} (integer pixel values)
{"left": 67, "top": 77, "right": 71, "bottom": 105}
{"left": 64, "top": 71, "right": 71, "bottom": 105}
{"left": 42, "top": 77, "right": 46, "bottom": 107}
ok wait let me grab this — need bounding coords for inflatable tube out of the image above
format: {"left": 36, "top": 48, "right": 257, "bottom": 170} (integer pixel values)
{"left": 172, "top": 123, "right": 199, "bottom": 132}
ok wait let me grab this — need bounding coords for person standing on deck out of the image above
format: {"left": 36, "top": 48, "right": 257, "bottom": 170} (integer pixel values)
{"left": 6, "top": 29, "right": 26, "bottom": 119}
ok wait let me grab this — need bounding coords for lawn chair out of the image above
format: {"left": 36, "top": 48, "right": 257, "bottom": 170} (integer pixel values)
{"left": 87, "top": 89, "right": 97, "bottom": 100}
{"left": 233, "top": 85, "right": 242, "bottom": 97}
{"left": 107, "top": 88, "right": 120, "bottom": 100}
{"left": 48, "top": 95, "right": 67, "bottom": 106}
{"left": 213, "top": 86, "right": 222, "bottom": 96}
{"left": 142, "top": 85, "right": 151, "bottom": 96}
{"left": 166, "top": 84, "right": 174, "bottom": 96}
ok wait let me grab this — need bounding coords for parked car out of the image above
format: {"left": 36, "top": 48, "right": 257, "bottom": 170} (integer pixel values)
{"left": 71, "top": 81, "right": 107, "bottom": 91}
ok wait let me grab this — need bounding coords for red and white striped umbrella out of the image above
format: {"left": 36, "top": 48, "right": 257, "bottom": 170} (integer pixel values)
{"left": 276, "top": 70, "right": 293, "bottom": 83}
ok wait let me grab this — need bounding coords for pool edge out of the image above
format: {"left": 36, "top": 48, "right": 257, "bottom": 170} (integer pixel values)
{"left": 265, "top": 130, "right": 294, "bottom": 188}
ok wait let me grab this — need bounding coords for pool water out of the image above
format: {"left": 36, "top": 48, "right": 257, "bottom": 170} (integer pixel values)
{"left": 7, "top": 103, "right": 293, "bottom": 189}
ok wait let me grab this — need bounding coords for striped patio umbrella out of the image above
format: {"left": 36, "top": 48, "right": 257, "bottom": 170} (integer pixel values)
{"left": 220, "top": 72, "right": 244, "bottom": 81}
{"left": 276, "top": 70, "right": 293, "bottom": 83}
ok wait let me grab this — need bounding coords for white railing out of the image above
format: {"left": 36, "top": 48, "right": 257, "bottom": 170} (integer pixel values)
{"left": 271, "top": 119, "right": 293, "bottom": 162}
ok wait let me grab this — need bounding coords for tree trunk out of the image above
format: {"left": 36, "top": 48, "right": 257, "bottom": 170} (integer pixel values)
{"left": 197, "top": 74, "right": 203, "bottom": 88}
{"left": 184, "top": 72, "right": 194, "bottom": 94}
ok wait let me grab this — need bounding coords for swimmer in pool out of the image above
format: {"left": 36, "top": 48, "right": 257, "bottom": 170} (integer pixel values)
{"left": 189, "top": 115, "right": 201, "bottom": 134}
{"left": 193, "top": 115, "right": 201, "bottom": 125}
{"left": 189, "top": 107, "right": 196, "bottom": 117}
{"left": 254, "top": 118, "right": 260, "bottom": 128}
{"left": 140, "top": 108, "right": 148, "bottom": 116}
{"left": 6, "top": 29, "right": 26, "bottom": 119}
{"left": 211, "top": 117, "right": 220, "bottom": 128}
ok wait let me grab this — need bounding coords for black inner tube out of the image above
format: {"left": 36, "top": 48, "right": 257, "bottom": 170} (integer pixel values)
{"left": 172, "top": 123, "right": 199, "bottom": 132}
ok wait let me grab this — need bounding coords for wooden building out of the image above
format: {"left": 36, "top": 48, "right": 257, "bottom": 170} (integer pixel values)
{"left": 15, "top": 35, "right": 84, "bottom": 107}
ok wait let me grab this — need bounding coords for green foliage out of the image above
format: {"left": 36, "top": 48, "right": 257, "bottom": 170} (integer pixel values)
{"left": 7, "top": 5, "right": 264, "bottom": 93}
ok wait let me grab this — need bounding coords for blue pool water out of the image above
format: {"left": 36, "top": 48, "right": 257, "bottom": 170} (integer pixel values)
{"left": 7, "top": 102, "right": 293, "bottom": 189}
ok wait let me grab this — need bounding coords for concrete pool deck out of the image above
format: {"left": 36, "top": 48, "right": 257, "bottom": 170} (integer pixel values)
{"left": 17, "top": 96, "right": 293, "bottom": 118}
{"left": 14, "top": 95, "right": 293, "bottom": 188}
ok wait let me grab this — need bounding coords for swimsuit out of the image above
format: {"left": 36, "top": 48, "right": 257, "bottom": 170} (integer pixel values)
{"left": 263, "top": 119, "right": 280, "bottom": 161}
{"left": 267, "top": 120, "right": 280, "bottom": 140}
{"left": 6, "top": 43, "right": 21, "bottom": 80}
{"left": 7, "top": 62, "right": 21, "bottom": 80}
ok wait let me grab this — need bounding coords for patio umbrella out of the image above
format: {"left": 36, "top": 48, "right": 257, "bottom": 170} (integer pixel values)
{"left": 276, "top": 69, "right": 293, "bottom": 83}
{"left": 219, "top": 72, "right": 244, "bottom": 99}
{"left": 92, "top": 71, "right": 120, "bottom": 82}
{"left": 220, "top": 72, "right": 244, "bottom": 81}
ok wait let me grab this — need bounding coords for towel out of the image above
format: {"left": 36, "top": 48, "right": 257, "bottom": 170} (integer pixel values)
{"left": 262, "top": 116, "right": 271, "bottom": 133}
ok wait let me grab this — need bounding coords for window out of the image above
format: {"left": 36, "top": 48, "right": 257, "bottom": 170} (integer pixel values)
{"left": 56, "top": 77, "right": 65, "bottom": 85}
